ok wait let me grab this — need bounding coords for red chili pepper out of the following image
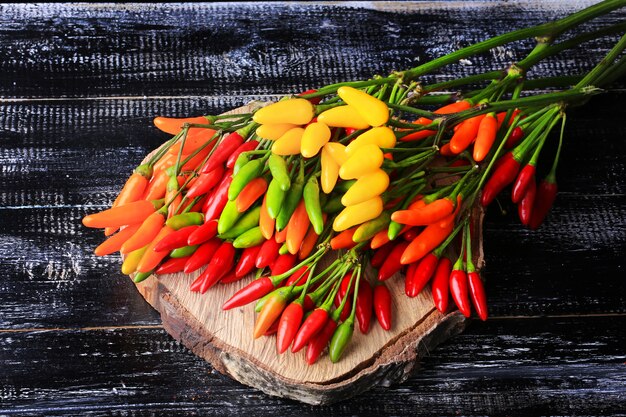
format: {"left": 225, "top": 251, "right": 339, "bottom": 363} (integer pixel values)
{"left": 153, "top": 225, "right": 199, "bottom": 252}
{"left": 183, "top": 238, "right": 221, "bottom": 274}
{"left": 219, "top": 269, "right": 240, "bottom": 284}
{"left": 190, "top": 242, "right": 235, "bottom": 293}
{"left": 276, "top": 301, "right": 304, "bottom": 353}
{"left": 270, "top": 253, "right": 297, "bottom": 276}
{"left": 506, "top": 126, "right": 524, "bottom": 148}
{"left": 186, "top": 165, "right": 225, "bottom": 199}
{"left": 256, "top": 237, "right": 281, "bottom": 269}
{"left": 285, "top": 266, "right": 310, "bottom": 286}
{"left": 226, "top": 140, "right": 259, "bottom": 169}
{"left": 378, "top": 241, "right": 409, "bottom": 281}
{"left": 201, "top": 132, "right": 244, "bottom": 173}
{"left": 405, "top": 252, "right": 438, "bottom": 297}
{"left": 333, "top": 293, "right": 351, "bottom": 322}
{"left": 401, "top": 227, "right": 420, "bottom": 241}
{"left": 203, "top": 171, "right": 233, "bottom": 220}
{"left": 223, "top": 276, "right": 275, "bottom": 310}
{"left": 374, "top": 283, "right": 392, "bottom": 330}
{"left": 291, "top": 308, "right": 329, "bottom": 353}
{"left": 468, "top": 271, "right": 488, "bottom": 321}
{"left": 299, "top": 89, "right": 322, "bottom": 105}
{"left": 432, "top": 257, "right": 451, "bottom": 313}
{"left": 449, "top": 269, "right": 471, "bottom": 317}
{"left": 264, "top": 319, "right": 280, "bottom": 336}
{"left": 518, "top": 178, "right": 536, "bottom": 226}
{"left": 305, "top": 319, "right": 337, "bottom": 365}
{"left": 187, "top": 219, "right": 218, "bottom": 246}
{"left": 529, "top": 176, "right": 558, "bottom": 230}
{"left": 355, "top": 280, "right": 373, "bottom": 334}
{"left": 511, "top": 164, "right": 536, "bottom": 204}
{"left": 235, "top": 244, "right": 263, "bottom": 278}
{"left": 236, "top": 177, "right": 268, "bottom": 213}
{"left": 155, "top": 256, "right": 190, "bottom": 275}
{"left": 480, "top": 152, "right": 521, "bottom": 206}
{"left": 370, "top": 241, "right": 394, "bottom": 269}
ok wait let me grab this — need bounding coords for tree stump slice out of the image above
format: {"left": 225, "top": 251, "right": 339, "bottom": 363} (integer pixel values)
{"left": 132, "top": 102, "right": 485, "bottom": 405}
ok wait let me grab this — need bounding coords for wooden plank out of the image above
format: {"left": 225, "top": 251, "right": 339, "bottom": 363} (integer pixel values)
{"left": 1, "top": 316, "right": 624, "bottom": 415}
{"left": 0, "top": 2, "right": 624, "bottom": 98}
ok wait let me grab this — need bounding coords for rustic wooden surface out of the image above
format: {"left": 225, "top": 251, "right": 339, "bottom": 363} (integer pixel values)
{"left": 0, "top": 1, "right": 625, "bottom": 415}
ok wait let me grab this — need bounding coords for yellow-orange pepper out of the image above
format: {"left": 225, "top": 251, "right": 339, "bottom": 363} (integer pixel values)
{"left": 320, "top": 146, "right": 339, "bottom": 193}
{"left": 272, "top": 127, "right": 305, "bottom": 155}
{"left": 317, "top": 105, "right": 370, "bottom": 129}
{"left": 333, "top": 196, "right": 383, "bottom": 232}
{"left": 301, "top": 122, "right": 331, "bottom": 158}
{"left": 121, "top": 245, "right": 148, "bottom": 275}
{"left": 339, "top": 144, "right": 383, "bottom": 179}
{"left": 253, "top": 98, "right": 314, "bottom": 125}
{"left": 337, "top": 86, "right": 389, "bottom": 127}
{"left": 341, "top": 169, "right": 389, "bottom": 206}
{"left": 324, "top": 142, "right": 349, "bottom": 165}
{"left": 345, "top": 126, "right": 396, "bottom": 156}
{"left": 256, "top": 123, "right": 298, "bottom": 140}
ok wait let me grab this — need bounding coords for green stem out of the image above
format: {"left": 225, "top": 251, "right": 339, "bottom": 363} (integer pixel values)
{"left": 576, "top": 32, "right": 626, "bottom": 87}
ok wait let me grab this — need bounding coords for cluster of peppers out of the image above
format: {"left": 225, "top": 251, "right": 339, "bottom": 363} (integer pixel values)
{"left": 82, "top": 0, "right": 626, "bottom": 364}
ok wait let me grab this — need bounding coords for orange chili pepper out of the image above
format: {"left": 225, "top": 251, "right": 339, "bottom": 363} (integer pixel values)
{"left": 435, "top": 100, "right": 472, "bottom": 115}
{"left": 94, "top": 223, "right": 141, "bottom": 256}
{"left": 143, "top": 169, "right": 169, "bottom": 201}
{"left": 153, "top": 116, "right": 209, "bottom": 135}
{"left": 330, "top": 227, "right": 357, "bottom": 250}
{"left": 136, "top": 226, "right": 176, "bottom": 273}
{"left": 259, "top": 195, "right": 275, "bottom": 240}
{"left": 120, "top": 210, "right": 166, "bottom": 254}
{"left": 440, "top": 143, "right": 454, "bottom": 156}
{"left": 253, "top": 291, "right": 289, "bottom": 339}
{"left": 179, "top": 147, "right": 212, "bottom": 172}
{"left": 298, "top": 226, "right": 318, "bottom": 260}
{"left": 473, "top": 113, "right": 498, "bottom": 162}
{"left": 236, "top": 177, "right": 268, "bottom": 213}
{"left": 275, "top": 225, "right": 288, "bottom": 244}
{"left": 400, "top": 216, "right": 454, "bottom": 265}
{"left": 391, "top": 198, "right": 455, "bottom": 226}
{"left": 495, "top": 109, "right": 520, "bottom": 129}
{"left": 285, "top": 200, "right": 310, "bottom": 255}
{"left": 153, "top": 153, "right": 177, "bottom": 173}
{"left": 449, "top": 114, "right": 485, "bottom": 154}
{"left": 370, "top": 229, "right": 390, "bottom": 249}
{"left": 82, "top": 200, "right": 161, "bottom": 229}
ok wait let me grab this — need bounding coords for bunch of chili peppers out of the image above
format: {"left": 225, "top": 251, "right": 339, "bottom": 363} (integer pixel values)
{"left": 82, "top": 0, "right": 626, "bottom": 364}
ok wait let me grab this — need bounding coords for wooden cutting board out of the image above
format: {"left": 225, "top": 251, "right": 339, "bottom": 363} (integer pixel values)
{"left": 132, "top": 102, "right": 484, "bottom": 405}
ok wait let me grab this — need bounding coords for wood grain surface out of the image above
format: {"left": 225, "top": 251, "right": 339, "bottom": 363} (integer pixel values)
{"left": 1, "top": 1, "right": 625, "bottom": 415}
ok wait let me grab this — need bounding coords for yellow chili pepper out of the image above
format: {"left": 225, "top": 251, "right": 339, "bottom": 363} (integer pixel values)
{"left": 324, "top": 142, "right": 349, "bottom": 165}
{"left": 253, "top": 98, "right": 314, "bottom": 125}
{"left": 272, "top": 127, "right": 305, "bottom": 156}
{"left": 256, "top": 123, "right": 298, "bottom": 140}
{"left": 339, "top": 144, "right": 384, "bottom": 179}
{"left": 333, "top": 196, "right": 383, "bottom": 232}
{"left": 345, "top": 127, "right": 396, "bottom": 156}
{"left": 301, "top": 122, "right": 331, "bottom": 158}
{"left": 317, "top": 105, "right": 370, "bottom": 129}
{"left": 341, "top": 169, "right": 389, "bottom": 206}
{"left": 121, "top": 245, "right": 148, "bottom": 275}
{"left": 321, "top": 146, "right": 339, "bottom": 193}
{"left": 337, "top": 86, "right": 389, "bottom": 127}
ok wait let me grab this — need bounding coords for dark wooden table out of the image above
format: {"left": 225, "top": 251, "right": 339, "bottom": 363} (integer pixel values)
{"left": 1, "top": 2, "right": 625, "bottom": 416}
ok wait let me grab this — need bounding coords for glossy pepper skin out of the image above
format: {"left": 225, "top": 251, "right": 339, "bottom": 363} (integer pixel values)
{"left": 378, "top": 241, "right": 409, "bottom": 281}
{"left": 253, "top": 98, "right": 314, "bottom": 125}
{"left": 339, "top": 144, "right": 384, "bottom": 180}
{"left": 529, "top": 177, "right": 558, "bottom": 229}
{"left": 512, "top": 164, "right": 536, "bottom": 204}
{"left": 320, "top": 146, "right": 339, "bottom": 193}
{"left": 333, "top": 196, "right": 383, "bottom": 232}
{"left": 373, "top": 283, "right": 392, "bottom": 330}
{"left": 303, "top": 177, "right": 324, "bottom": 234}
{"left": 328, "top": 320, "right": 355, "bottom": 363}
{"left": 202, "top": 132, "right": 244, "bottom": 173}
{"left": 468, "top": 271, "right": 488, "bottom": 321}
{"left": 203, "top": 172, "right": 233, "bottom": 220}
{"left": 191, "top": 242, "right": 236, "bottom": 293}
{"left": 405, "top": 252, "right": 438, "bottom": 297}
{"left": 341, "top": 170, "right": 389, "bottom": 207}
{"left": 268, "top": 154, "right": 291, "bottom": 191}
{"left": 317, "top": 105, "right": 369, "bottom": 129}
{"left": 518, "top": 179, "right": 536, "bottom": 226}
{"left": 276, "top": 300, "right": 304, "bottom": 353}
{"left": 480, "top": 153, "right": 521, "bottom": 206}
{"left": 291, "top": 308, "right": 329, "bottom": 353}
{"left": 272, "top": 127, "right": 305, "bottom": 156}
{"left": 305, "top": 319, "right": 338, "bottom": 365}
{"left": 228, "top": 159, "right": 264, "bottom": 201}
{"left": 276, "top": 163, "right": 305, "bottom": 231}
{"left": 337, "top": 86, "right": 389, "bottom": 127}
{"left": 222, "top": 277, "right": 275, "bottom": 310}
{"left": 187, "top": 220, "right": 218, "bottom": 246}
{"left": 226, "top": 140, "right": 259, "bottom": 169}
{"left": 449, "top": 269, "right": 471, "bottom": 317}
{"left": 235, "top": 244, "right": 263, "bottom": 278}
{"left": 432, "top": 257, "right": 452, "bottom": 313}
{"left": 355, "top": 280, "right": 373, "bottom": 334}
{"left": 301, "top": 122, "right": 331, "bottom": 158}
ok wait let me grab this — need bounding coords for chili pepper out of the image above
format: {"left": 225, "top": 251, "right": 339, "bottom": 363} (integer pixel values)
{"left": 353, "top": 212, "right": 391, "bottom": 243}
{"left": 392, "top": 198, "right": 454, "bottom": 226}
{"left": 155, "top": 256, "right": 190, "bottom": 275}
{"left": 355, "top": 280, "right": 373, "bottom": 334}
{"left": 285, "top": 200, "right": 310, "bottom": 255}
{"left": 276, "top": 300, "right": 304, "bottom": 353}
{"left": 301, "top": 122, "right": 331, "bottom": 158}
{"left": 272, "top": 127, "right": 305, "bottom": 156}
{"left": 298, "top": 227, "right": 319, "bottom": 260}
{"left": 187, "top": 219, "right": 218, "bottom": 246}
{"left": 256, "top": 123, "right": 298, "bottom": 141}
{"left": 330, "top": 227, "right": 357, "bottom": 250}
{"left": 529, "top": 176, "right": 558, "bottom": 229}
{"left": 118, "top": 210, "right": 166, "bottom": 254}
{"left": 450, "top": 229, "right": 471, "bottom": 317}
{"left": 133, "top": 225, "right": 174, "bottom": 272}
{"left": 191, "top": 242, "right": 236, "bottom": 293}
{"left": 378, "top": 241, "right": 409, "bottom": 281}
{"left": 280, "top": 241, "right": 290, "bottom": 254}
{"left": 333, "top": 196, "right": 383, "bottom": 232}
{"left": 506, "top": 126, "right": 524, "bottom": 148}
{"left": 341, "top": 170, "right": 389, "bottom": 206}
{"left": 236, "top": 177, "right": 267, "bottom": 213}
{"left": 183, "top": 238, "right": 222, "bottom": 273}
{"left": 253, "top": 98, "right": 314, "bottom": 125}
{"left": 219, "top": 206, "right": 261, "bottom": 239}
{"left": 186, "top": 165, "right": 225, "bottom": 198}
{"left": 167, "top": 130, "right": 217, "bottom": 157}
{"left": 400, "top": 214, "right": 455, "bottom": 265}
{"left": 228, "top": 158, "right": 264, "bottom": 201}
{"left": 259, "top": 195, "right": 275, "bottom": 240}
{"left": 169, "top": 244, "right": 198, "bottom": 258}
{"left": 468, "top": 272, "right": 488, "bottom": 321}
{"left": 266, "top": 178, "right": 287, "bottom": 220}
{"left": 132, "top": 270, "right": 154, "bottom": 284}
{"left": 227, "top": 140, "right": 259, "bottom": 169}
{"left": 291, "top": 307, "right": 329, "bottom": 353}
{"left": 333, "top": 293, "right": 351, "bottom": 322}
{"left": 322, "top": 195, "right": 343, "bottom": 213}
{"left": 153, "top": 224, "right": 199, "bottom": 252}
{"left": 94, "top": 223, "right": 141, "bottom": 256}
{"left": 439, "top": 143, "right": 454, "bottom": 156}
{"left": 305, "top": 318, "right": 338, "bottom": 365}
{"left": 337, "top": 86, "right": 388, "bottom": 127}
{"left": 329, "top": 320, "right": 354, "bottom": 363}
{"left": 275, "top": 226, "right": 288, "bottom": 244}
{"left": 432, "top": 257, "right": 451, "bottom": 313}
{"left": 320, "top": 146, "right": 339, "bottom": 193}
{"left": 518, "top": 178, "right": 536, "bottom": 226}
{"left": 233, "top": 227, "right": 265, "bottom": 249}
{"left": 253, "top": 286, "right": 293, "bottom": 338}
{"left": 153, "top": 115, "right": 209, "bottom": 135}
{"left": 263, "top": 319, "right": 280, "bottom": 336}
{"left": 203, "top": 171, "right": 232, "bottom": 220}
{"left": 268, "top": 154, "right": 291, "bottom": 191}
{"left": 201, "top": 132, "right": 244, "bottom": 173}
{"left": 303, "top": 177, "right": 324, "bottom": 234}
{"left": 116, "top": 164, "right": 152, "bottom": 206}
{"left": 370, "top": 229, "right": 390, "bottom": 249}
{"left": 373, "top": 283, "right": 392, "bottom": 330}
{"left": 217, "top": 200, "right": 241, "bottom": 235}
{"left": 449, "top": 114, "right": 485, "bottom": 154}
{"left": 165, "top": 174, "right": 182, "bottom": 218}
{"left": 233, "top": 152, "right": 250, "bottom": 175}
{"left": 285, "top": 266, "right": 310, "bottom": 286}
{"left": 235, "top": 244, "right": 263, "bottom": 278}
{"left": 339, "top": 144, "right": 384, "bottom": 180}
{"left": 165, "top": 212, "right": 204, "bottom": 230}
{"left": 473, "top": 113, "right": 498, "bottom": 162}
{"left": 276, "top": 162, "right": 305, "bottom": 231}
{"left": 223, "top": 276, "right": 275, "bottom": 310}
{"left": 405, "top": 252, "right": 438, "bottom": 297}
{"left": 270, "top": 253, "right": 297, "bottom": 276}
{"left": 324, "top": 142, "right": 349, "bottom": 165}
{"left": 219, "top": 269, "right": 241, "bottom": 284}
{"left": 480, "top": 152, "right": 521, "bottom": 206}
{"left": 153, "top": 153, "right": 176, "bottom": 173}
{"left": 143, "top": 168, "right": 168, "bottom": 201}
{"left": 512, "top": 164, "right": 536, "bottom": 204}
{"left": 317, "top": 105, "right": 370, "bottom": 129}
{"left": 401, "top": 227, "right": 420, "bottom": 241}
{"left": 345, "top": 127, "right": 396, "bottom": 156}
{"left": 83, "top": 199, "right": 162, "bottom": 229}
{"left": 121, "top": 245, "right": 148, "bottom": 275}
{"left": 370, "top": 241, "right": 394, "bottom": 268}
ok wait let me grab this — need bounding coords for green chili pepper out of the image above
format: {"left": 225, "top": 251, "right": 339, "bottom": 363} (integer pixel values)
{"left": 217, "top": 200, "right": 241, "bottom": 234}
{"left": 387, "top": 220, "right": 404, "bottom": 240}
{"left": 133, "top": 269, "right": 154, "bottom": 284}
{"left": 229, "top": 159, "right": 264, "bottom": 201}
{"left": 233, "top": 152, "right": 251, "bottom": 175}
{"left": 165, "top": 212, "right": 204, "bottom": 230}
{"left": 278, "top": 242, "right": 289, "bottom": 255}
{"left": 266, "top": 178, "right": 287, "bottom": 219}
{"left": 335, "top": 179, "right": 356, "bottom": 193}
{"left": 303, "top": 177, "right": 324, "bottom": 234}
{"left": 218, "top": 206, "right": 262, "bottom": 239}
{"left": 329, "top": 319, "right": 354, "bottom": 363}
{"left": 353, "top": 212, "right": 391, "bottom": 242}
{"left": 268, "top": 154, "right": 291, "bottom": 191}
{"left": 233, "top": 227, "right": 265, "bottom": 249}
{"left": 322, "top": 195, "right": 344, "bottom": 214}
{"left": 276, "top": 161, "right": 305, "bottom": 231}
{"left": 170, "top": 245, "right": 199, "bottom": 258}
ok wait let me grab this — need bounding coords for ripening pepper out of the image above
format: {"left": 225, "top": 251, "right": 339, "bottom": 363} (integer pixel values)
{"left": 345, "top": 126, "right": 396, "bottom": 155}
{"left": 320, "top": 146, "right": 339, "bottom": 193}
{"left": 272, "top": 127, "right": 305, "bottom": 156}
{"left": 339, "top": 144, "right": 384, "bottom": 179}
{"left": 337, "top": 86, "right": 389, "bottom": 127}
{"left": 341, "top": 170, "right": 389, "bottom": 206}
{"left": 301, "top": 122, "right": 331, "bottom": 158}
{"left": 317, "top": 105, "right": 370, "bottom": 129}
{"left": 333, "top": 196, "right": 383, "bottom": 232}
{"left": 253, "top": 98, "right": 314, "bottom": 125}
